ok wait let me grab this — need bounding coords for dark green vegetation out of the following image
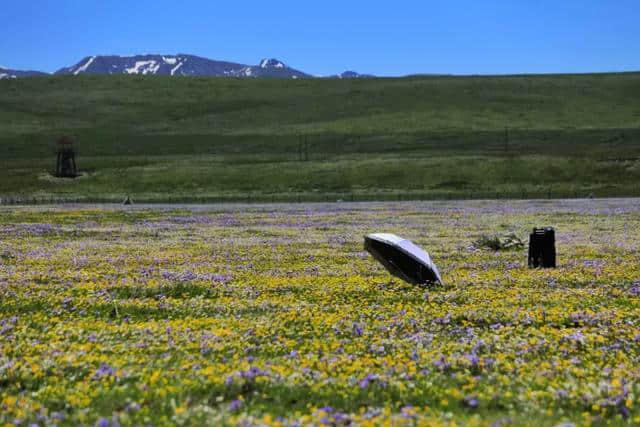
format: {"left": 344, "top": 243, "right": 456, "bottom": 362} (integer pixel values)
{"left": 1, "top": 73, "right": 639, "bottom": 202}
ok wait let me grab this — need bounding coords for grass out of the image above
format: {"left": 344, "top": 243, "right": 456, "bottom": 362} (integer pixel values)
{"left": 0, "top": 72, "right": 639, "bottom": 201}
{"left": 0, "top": 200, "right": 639, "bottom": 425}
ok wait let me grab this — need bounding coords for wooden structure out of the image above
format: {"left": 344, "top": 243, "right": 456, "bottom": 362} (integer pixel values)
{"left": 55, "top": 136, "right": 77, "bottom": 178}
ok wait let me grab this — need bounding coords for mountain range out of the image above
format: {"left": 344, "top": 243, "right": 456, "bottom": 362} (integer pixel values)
{"left": 0, "top": 66, "right": 48, "bottom": 79}
{"left": 1, "top": 54, "right": 372, "bottom": 79}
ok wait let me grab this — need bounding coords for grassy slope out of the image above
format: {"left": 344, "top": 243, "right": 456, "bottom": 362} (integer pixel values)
{"left": 1, "top": 73, "right": 639, "bottom": 201}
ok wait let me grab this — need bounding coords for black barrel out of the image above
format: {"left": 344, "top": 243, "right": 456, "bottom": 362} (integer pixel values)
{"left": 528, "top": 227, "right": 556, "bottom": 268}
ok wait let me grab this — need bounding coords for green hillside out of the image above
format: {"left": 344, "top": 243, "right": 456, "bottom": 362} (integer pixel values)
{"left": 1, "top": 73, "right": 639, "bottom": 202}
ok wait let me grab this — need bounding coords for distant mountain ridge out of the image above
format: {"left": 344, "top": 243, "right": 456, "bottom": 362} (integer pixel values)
{"left": 0, "top": 66, "right": 48, "bottom": 79}
{"left": 332, "top": 71, "right": 375, "bottom": 79}
{"left": 0, "top": 54, "right": 373, "bottom": 79}
{"left": 54, "top": 54, "right": 313, "bottom": 78}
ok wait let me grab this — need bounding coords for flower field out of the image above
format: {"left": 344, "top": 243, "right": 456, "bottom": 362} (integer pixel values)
{"left": 1, "top": 200, "right": 639, "bottom": 426}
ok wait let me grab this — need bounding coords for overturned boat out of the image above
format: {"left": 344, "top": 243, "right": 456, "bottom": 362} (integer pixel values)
{"left": 364, "top": 233, "right": 442, "bottom": 285}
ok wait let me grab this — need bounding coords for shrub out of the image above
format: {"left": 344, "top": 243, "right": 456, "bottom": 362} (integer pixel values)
{"left": 473, "top": 233, "right": 524, "bottom": 251}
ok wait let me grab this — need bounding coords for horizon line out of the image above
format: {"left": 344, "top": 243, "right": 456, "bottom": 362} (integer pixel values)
{"left": 2, "top": 52, "right": 639, "bottom": 78}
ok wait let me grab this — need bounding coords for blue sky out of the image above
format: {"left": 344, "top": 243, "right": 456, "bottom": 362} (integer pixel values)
{"left": 1, "top": 0, "right": 638, "bottom": 76}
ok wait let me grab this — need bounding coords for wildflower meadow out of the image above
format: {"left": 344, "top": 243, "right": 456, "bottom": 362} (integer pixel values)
{"left": 0, "top": 199, "right": 639, "bottom": 426}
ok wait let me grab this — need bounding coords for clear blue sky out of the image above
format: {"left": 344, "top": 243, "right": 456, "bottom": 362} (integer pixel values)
{"left": 1, "top": 0, "right": 638, "bottom": 76}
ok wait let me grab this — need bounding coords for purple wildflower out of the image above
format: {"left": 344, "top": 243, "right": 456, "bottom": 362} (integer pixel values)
{"left": 92, "top": 363, "right": 115, "bottom": 380}
{"left": 21, "top": 223, "right": 56, "bottom": 236}
{"left": 370, "top": 344, "right": 385, "bottom": 355}
{"left": 170, "top": 216, "right": 213, "bottom": 225}
{"left": 200, "top": 343, "right": 211, "bottom": 355}
{"left": 483, "top": 357, "right": 495, "bottom": 368}
{"left": 351, "top": 322, "right": 364, "bottom": 337}
{"left": 400, "top": 406, "right": 417, "bottom": 418}
{"left": 565, "top": 330, "right": 586, "bottom": 345}
{"left": 434, "top": 314, "right": 451, "bottom": 325}
{"left": 465, "top": 353, "right": 480, "bottom": 369}
{"left": 240, "top": 366, "right": 269, "bottom": 380}
{"left": 229, "top": 399, "right": 243, "bottom": 411}
{"left": 332, "top": 413, "right": 349, "bottom": 423}
{"left": 219, "top": 215, "right": 240, "bottom": 227}
{"left": 619, "top": 403, "right": 630, "bottom": 418}
{"left": 362, "top": 408, "right": 382, "bottom": 419}
{"left": 358, "top": 373, "right": 378, "bottom": 389}
{"left": 463, "top": 395, "right": 479, "bottom": 408}
{"left": 433, "top": 356, "right": 450, "bottom": 371}
{"left": 472, "top": 339, "right": 486, "bottom": 353}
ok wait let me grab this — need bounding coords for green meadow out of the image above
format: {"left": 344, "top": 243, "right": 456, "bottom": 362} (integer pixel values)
{"left": 1, "top": 72, "right": 639, "bottom": 202}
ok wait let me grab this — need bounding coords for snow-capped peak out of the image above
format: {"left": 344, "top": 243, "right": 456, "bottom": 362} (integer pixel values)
{"left": 51, "top": 54, "right": 314, "bottom": 78}
{"left": 259, "top": 58, "right": 285, "bottom": 69}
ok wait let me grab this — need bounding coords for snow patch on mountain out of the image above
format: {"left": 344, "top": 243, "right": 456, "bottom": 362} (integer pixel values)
{"left": 74, "top": 56, "right": 96, "bottom": 75}
{"left": 170, "top": 61, "right": 184, "bottom": 76}
{"left": 0, "top": 67, "right": 47, "bottom": 78}
{"left": 125, "top": 60, "right": 160, "bottom": 75}
{"left": 260, "top": 58, "right": 285, "bottom": 69}
{"left": 162, "top": 56, "right": 178, "bottom": 65}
